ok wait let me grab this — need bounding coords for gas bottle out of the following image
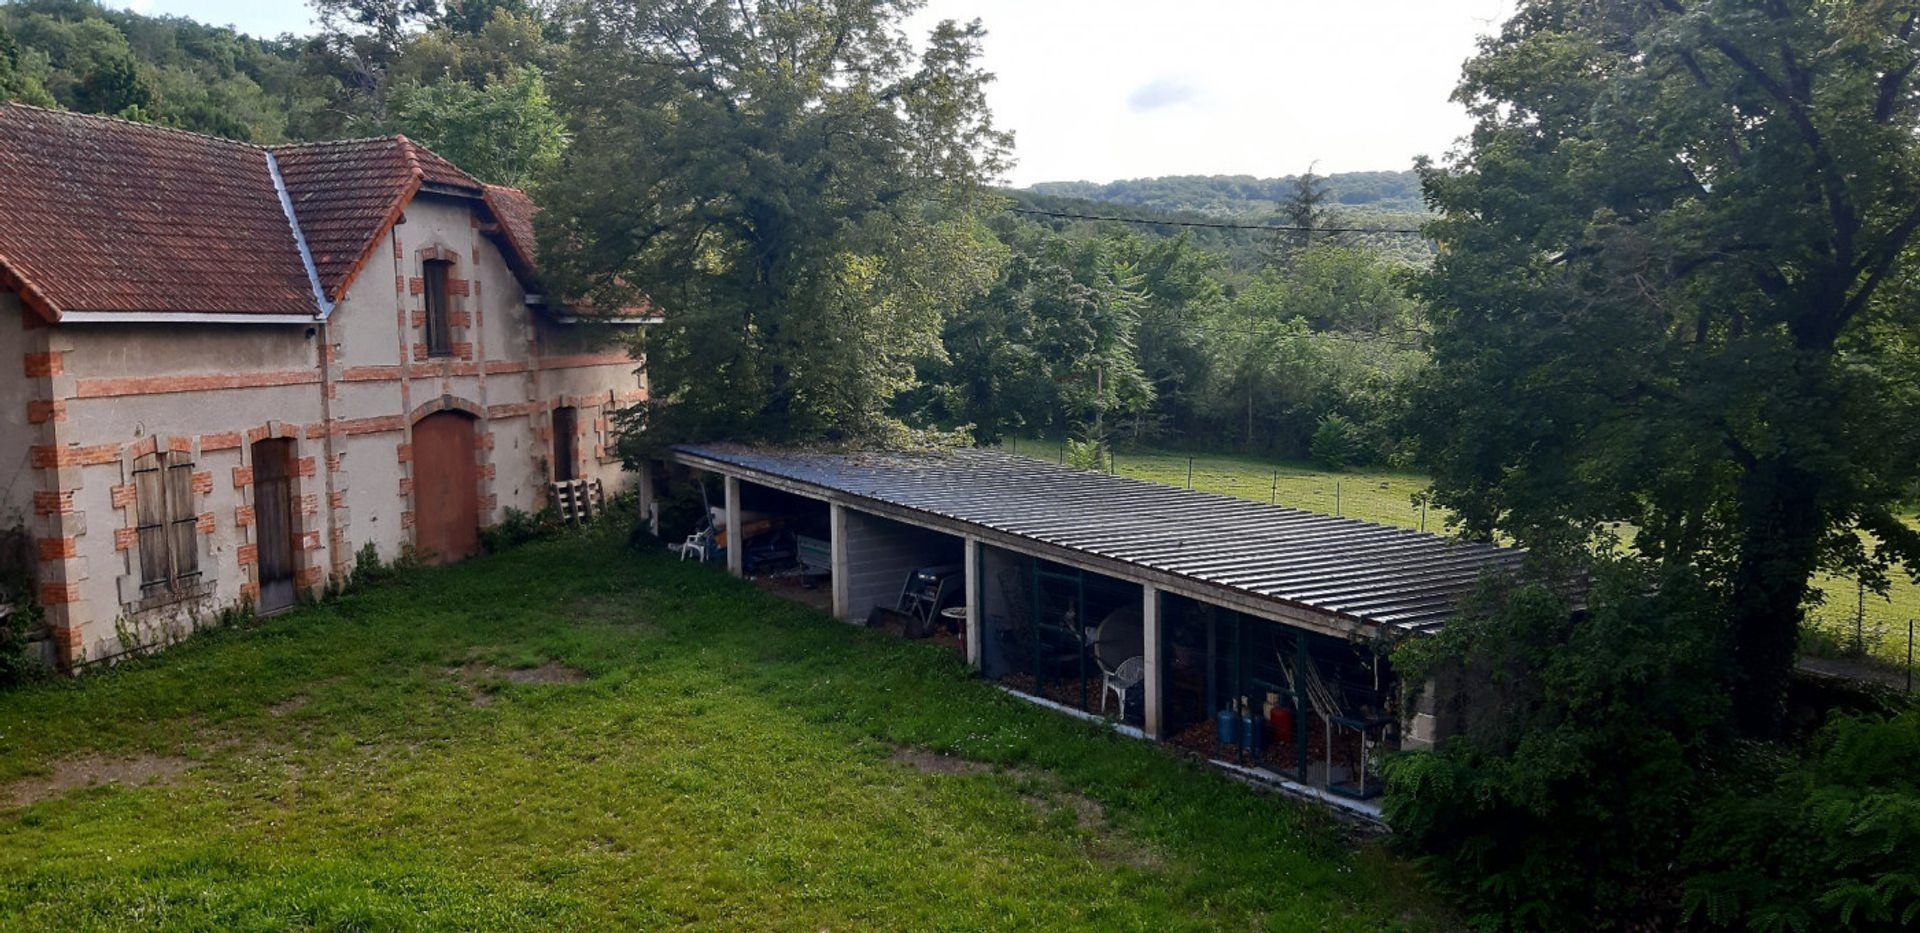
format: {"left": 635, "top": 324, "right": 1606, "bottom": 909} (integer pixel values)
{"left": 1215, "top": 705, "right": 1240, "bottom": 748}
{"left": 1269, "top": 703, "right": 1295, "bottom": 743}
{"left": 1239, "top": 697, "right": 1267, "bottom": 756}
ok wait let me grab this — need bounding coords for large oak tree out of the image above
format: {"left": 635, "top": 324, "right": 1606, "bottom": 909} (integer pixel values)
{"left": 1414, "top": 0, "right": 1920, "bottom": 733}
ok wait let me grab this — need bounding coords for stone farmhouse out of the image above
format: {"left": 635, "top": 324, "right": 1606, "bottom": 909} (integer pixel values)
{"left": 0, "top": 103, "right": 647, "bottom": 670}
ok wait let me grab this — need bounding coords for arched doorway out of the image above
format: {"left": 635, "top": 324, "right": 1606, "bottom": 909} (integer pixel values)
{"left": 413, "top": 411, "right": 480, "bottom": 564}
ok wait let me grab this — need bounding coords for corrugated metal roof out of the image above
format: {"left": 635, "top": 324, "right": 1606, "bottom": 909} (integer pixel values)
{"left": 672, "top": 443, "right": 1525, "bottom": 634}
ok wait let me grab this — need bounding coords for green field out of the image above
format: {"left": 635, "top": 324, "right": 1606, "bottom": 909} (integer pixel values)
{"left": 1000, "top": 441, "right": 1920, "bottom": 669}
{"left": 0, "top": 528, "right": 1438, "bottom": 930}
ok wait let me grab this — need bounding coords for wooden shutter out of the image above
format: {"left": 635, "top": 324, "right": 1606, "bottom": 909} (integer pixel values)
{"left": 166, "top": 459, "right": 199, "bottom": 581}
{"left": 133, "top": 455, "right": 170, "bottom": 587}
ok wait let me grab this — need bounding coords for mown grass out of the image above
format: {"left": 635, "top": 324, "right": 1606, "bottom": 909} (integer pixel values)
{"left": 0, "top": 528, "right": 1440, "bottom": 931}
{"left": 1000, "top": 440, "right": 1920, "bottom": 669}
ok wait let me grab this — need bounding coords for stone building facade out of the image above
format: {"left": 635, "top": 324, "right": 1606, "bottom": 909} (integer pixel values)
{"left": 0, "top": 104, "right": 647, "bottom": 669}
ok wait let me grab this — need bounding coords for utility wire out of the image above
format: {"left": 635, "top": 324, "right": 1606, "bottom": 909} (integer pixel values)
{"left": 1007, "top": 206, "right": 1427, "bottom": 235}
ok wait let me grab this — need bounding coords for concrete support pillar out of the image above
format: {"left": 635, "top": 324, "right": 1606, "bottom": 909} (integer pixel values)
{"left": 724, "top": 475, "right": 743, "bottom": 577}
{"left": 829, "top": 502, "right": 850, "bottom": 620}
{"left": 1143, "top": 584, "right": 1163, "bottom": 739}
{"left": 1402, "top": 676, "right": 1440, "bottom": 751}
{"left": 636, "top": 458, "right": 658, "bottom": 536}
{"left": 964, "top": 536, "right": 982, "bottom": 669}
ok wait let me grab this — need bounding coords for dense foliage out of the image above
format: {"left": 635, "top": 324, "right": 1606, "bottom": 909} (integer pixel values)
{"left": 386, "top": 64, "right": 563, "bottom": 187}
{"left": 909, "top": 214, "right": 1426, "bottom": 466}
{"left": 1385, "top": 561, "right": 1729, "bottom": 930}
{"left": 0, "top": 0, "right": 566, "bottom": 166}
{"left": 548, "top": 0, "right": 1010, "bottom": 448}
{"left": 1411, "top": 0, "right": 1920, "bottom": 734}
{"left": 1682, "top": 712, "right": 1920, "bottom": 930}
{"left": 1386, "top": 1, "right": 1920, "bottom": 928}
{"left": 0, "top": 0, "right": 326, "bottom": 138}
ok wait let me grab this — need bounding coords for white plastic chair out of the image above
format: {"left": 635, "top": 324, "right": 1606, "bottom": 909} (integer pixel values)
{"left": 677, "top": 524, "right": 713, "bottom": 562}
{"left": 1102, "top": 655, "right": 1144, "bottom": 715}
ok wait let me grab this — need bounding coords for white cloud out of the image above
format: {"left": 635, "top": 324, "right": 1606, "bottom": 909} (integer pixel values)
{"left": 1126, "top": 78, "right": 1200, "bottom": 114}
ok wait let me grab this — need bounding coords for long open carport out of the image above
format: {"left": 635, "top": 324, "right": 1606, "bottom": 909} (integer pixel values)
{"left": 661, "top": 443, "right": 1523, "bottom": 803}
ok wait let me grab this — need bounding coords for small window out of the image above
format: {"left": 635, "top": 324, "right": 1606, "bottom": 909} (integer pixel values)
{"left": 133, "top": 452, "right": 200, "bottom": 590}
{"left": 424, "top": 258, "right": 453, "bottom": 357}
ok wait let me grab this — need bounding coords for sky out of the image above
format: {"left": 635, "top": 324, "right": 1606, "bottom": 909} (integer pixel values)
{"left": 114, "top": 0, "right": 1515, "bottom": 187}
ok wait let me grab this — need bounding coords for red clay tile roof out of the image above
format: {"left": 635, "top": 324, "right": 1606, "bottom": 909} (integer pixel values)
{"left": 0, "top": 104, "right": 315, "bottom": 318}
{"left": 0, "top": 104, "right": 546, "bottom": 320}
{"left": 482, "top": 183, "right": 538, "bottom": 274}
{"left": 269, "top": 137, "right": 425, "bottom": 304}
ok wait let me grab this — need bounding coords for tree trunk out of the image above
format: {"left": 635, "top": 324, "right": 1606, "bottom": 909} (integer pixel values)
{"left": 1726, "top": 456, "right": 1824, "bottom": 736}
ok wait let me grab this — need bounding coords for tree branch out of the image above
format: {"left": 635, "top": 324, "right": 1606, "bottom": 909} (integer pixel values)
{"left": 1874, "top": 12, "right": 1919, "bottom": 123}
{"left": 1839, "top": 198, "right": 1920, "bottom": 326}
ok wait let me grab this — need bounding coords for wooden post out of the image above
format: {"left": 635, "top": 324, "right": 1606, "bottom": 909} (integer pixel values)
{"left": 830, "top": 503, "right": 850, "bottom": 619}
{"left": 964, "top": 536, "right": 983, "bottom": 668}
{"left": 1143, "top": 584, "right": 1163, "bottom": 739}
{"left": 724, "top": 475, "right": 743, "bottom": 577}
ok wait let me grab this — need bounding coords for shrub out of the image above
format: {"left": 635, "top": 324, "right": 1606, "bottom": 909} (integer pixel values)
{"left": 0, "top": 599, "right": 44, "bottom": 689}
{"left": 1682, "top": 712, "right": 1920, "bottom": 931}
{"left": 1383, "top": 559, "right": 1729, "bottom": 930}
{"left": 1064, "top": 437, "right": 1106, "bottom": 471}
{"left": 346, "top": 541, "right": 424, "bottom": 593}
{"left": 1309, "top": 413, "right": 1366, "bottom": 470}
{"left": 480, "top": 507, "right": 560, "bottom": 554}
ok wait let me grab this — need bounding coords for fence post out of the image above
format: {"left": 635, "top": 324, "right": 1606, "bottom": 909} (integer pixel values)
{"left": 1856, "top": 580, "right": 1866, "bottom": 656}
{"left": 1011, "top": 437, "right": 1017, "bottom": 456}
{"left": 1908, "top": 618, "right": 1914, "bottom": 694}
{"left": 1270, "top": 469, "right": 1278, "bottom": 504}
{"left": 1421, "top": 501, "right": 1428, "bottom": 533}
{"left": 1186, "top": 457, "right": 1194, "bottom": 490}
{"left": 1335, "top": 480, "right": 1342, "bottom": 518}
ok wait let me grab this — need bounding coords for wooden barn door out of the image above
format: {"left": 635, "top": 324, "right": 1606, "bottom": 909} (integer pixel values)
{"left": 414, "top": 412, "right": 480, "bottom": 564}
{"left": 252, "top": 439, "right": 298, "bottom": 614}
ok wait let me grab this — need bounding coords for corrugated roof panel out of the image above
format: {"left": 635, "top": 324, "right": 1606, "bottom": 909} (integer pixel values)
{"left": 672, "top": 443, "right": 1523, "bottom": 633}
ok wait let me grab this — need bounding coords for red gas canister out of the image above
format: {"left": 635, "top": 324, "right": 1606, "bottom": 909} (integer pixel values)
{"left": 1269, "top": 704, "right": 1295, "bottom": 741}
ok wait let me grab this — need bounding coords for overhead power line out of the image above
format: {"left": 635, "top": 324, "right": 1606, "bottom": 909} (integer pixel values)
{"left": 1006, "top": 206, "right": 1427, "bottom": 236}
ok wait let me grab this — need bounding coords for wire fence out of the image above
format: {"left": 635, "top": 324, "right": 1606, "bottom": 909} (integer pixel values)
{"left": 1806, "top": 578, "right": 1919, "bottom": 677}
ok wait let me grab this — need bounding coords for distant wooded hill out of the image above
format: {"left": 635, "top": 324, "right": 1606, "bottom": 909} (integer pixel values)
{"left": 1004, "top": 170, "right": 1435, "bottom": 272}
{"left": 1027, "top": 170, "right": 1427, "bottom": 218}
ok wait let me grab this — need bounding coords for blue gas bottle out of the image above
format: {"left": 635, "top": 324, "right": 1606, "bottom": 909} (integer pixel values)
{"left": 1215, "top": 705, "right": 1240, "bottom": 747}
{"left": 1241, "top": 704, "right": 1267, "bottom": 756}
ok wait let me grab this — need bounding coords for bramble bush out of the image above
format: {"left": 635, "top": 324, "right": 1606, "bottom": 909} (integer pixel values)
{"left": 1382, "top": 559, "right": 1728, "bottom": 930}
{"left": 1682, "top": 712, "right": 1920, "bottom": 931}
{"left": 1385, "top": 558, "right": 1920, "bottom": 931}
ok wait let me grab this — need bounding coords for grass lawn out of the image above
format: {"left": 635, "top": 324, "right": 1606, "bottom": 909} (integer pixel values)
{"left": 0, "top": 528, "right": 1440, "bottom": 931}
{"left": 1000, "top": 441, "right": 1920, "bottom": 669}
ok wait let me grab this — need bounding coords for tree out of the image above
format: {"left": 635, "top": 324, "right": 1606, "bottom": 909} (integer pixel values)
{"left": 388, "top": 64, "right": 564, "bottom": 187}
{"left": 73, "top": 47, "right": 148, "bottom": 115}
{"left": 1411, "top": 0, "right": 1920, "bottom": 734}
{"left": 546, "top": 0, "right": 1011, "bottom": 448}
{"left": 1274, "top": 162, "right": 1332, "bottom": 259}
{"left": 0, "top": 23, "right": 53, "bottom": 105}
